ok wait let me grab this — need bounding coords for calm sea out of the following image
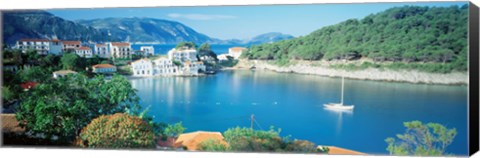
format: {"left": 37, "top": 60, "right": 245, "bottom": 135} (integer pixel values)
{"left": 130, "top": 70, "right": 468, "bottom": 155}
{"left": 131, "top": 44, "right": 245, "bottom": 55}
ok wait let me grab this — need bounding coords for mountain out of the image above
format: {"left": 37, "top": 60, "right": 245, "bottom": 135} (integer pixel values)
{"left": 247, "top": 32, "right": 294, "bottom": 45}
{"left": 76, "top": 17, "right": 220, "bottom": 44}
{"left": 243, "top": 5, "right": 468, "bottom": 72}
{"left": 2, "top": 10, "right": 113, "bottom": 44}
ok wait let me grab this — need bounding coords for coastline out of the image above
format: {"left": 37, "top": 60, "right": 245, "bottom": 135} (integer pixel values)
{"left": 231, "top": 59, "right": 468, "bottom": 85}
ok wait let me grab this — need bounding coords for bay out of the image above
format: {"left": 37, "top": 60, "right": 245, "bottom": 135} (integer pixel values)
{"left": 130, "top": 70, "right": 468, "bottom": 155}
{"left": 131, "top": 44, "right": 246, "bottom": 55}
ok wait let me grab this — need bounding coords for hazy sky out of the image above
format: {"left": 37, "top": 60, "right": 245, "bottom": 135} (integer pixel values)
{"left": 48, "top": 2, "right": 467, "bottom": 40}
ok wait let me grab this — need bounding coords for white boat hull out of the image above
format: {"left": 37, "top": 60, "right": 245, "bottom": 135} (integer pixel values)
{"left": 323, "top": 103, "right": 354, "bottom": 110}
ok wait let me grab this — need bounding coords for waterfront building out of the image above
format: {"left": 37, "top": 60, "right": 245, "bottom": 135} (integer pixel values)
{"left": 181, "top": 61, "right": 206, "bottom": 75}
{"left": 62, "top": 41, "right": 81, "bottom": 52}
{"left": 167, "top": 48, "right": 198, "bottom": 62}
{"left": 94, "top": 44, "right": 110, "bottom": 58}
{"left": 228, "top": 47, "right": 247, "bottom": 59}
{"left": 92, "top": 64, "right": 117, "bottom": 74}
{"left": 75, "top": 46, "right": 93, "bottom": 58}
{"left": 15, "top": 39, "right": 51, "bottom": 54}
{"left": 110, "top": 42, "right": 132, "bottom": 58}
{"left": 153, "top": 57, "right": 178, "bottom": 75}
{"left": 131, "top": 58, "right": 154, "bottom": 76}
{"left": 140, "top": 46, "right": 155, "bottom": 56}
{"left": 53, "top": 70, "right": 77, "bottom": 78}
{"left": 217, "top": 54, "right": 230, "bottom": 61}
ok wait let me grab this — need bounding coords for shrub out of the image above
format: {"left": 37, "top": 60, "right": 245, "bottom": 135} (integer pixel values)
{"left": 76, "top": 113, "right": 156, "bottom": 148}
{"left": 223, "top": 126, "right": 285, "bottom": 152}
{"left": 198, "top": 138, "right": 229, "bottom": 151}
{"left": 285, "top": 140, "right": 318, "bottom": 153}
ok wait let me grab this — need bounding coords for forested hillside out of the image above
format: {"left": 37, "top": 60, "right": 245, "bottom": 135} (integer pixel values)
{"left": 243, "top": 5, "right": 468, "bottom": 72}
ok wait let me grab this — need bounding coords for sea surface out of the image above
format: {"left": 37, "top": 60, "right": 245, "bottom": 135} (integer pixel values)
{"left": 131, "top": 44, "right": 246, "bottom": 55}
{"left": 130, "top": 70, "right": 468, "bottom": 155}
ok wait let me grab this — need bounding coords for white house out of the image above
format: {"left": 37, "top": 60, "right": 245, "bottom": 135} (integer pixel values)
{"left": 167, "top": 48, "right": 198, "bottom": 62}
{"left": 228, "top": 47, "right": 247, "bottom": 59}
{"left": 110, "top": 42, "right": 132, "bottom": 58}
{"left": 92, "top": 64, "right": 117, "bottom": 74}
{"left": 181, "top": 61, "right": 206, "bottom": 75}
{"left": 140, "top": 46, "right": 155, "bottom": 56}
{"left": 15, "top": 39, "right": 51, "bottom": 54}
{"left": 53, "top": 70, "right": 77, "bottom": 78}
{"left": 217, "top": 54, "right": 231, "bottom": 61}
{"left": 62, "top": 41, "right": 81, "bottom": 52}
{"left": 131, "top": 58, "right": 154, "bottom": 76}
{"left": 49, "top": 39, "right": 63, "bottom": 55}
{"left": 75, "top": 46, "right": 93, "bottom": 58}
{"left": 153, "top": 57, "right": 178, "bottom": 75}
{"left": 94, "top": 44, "right": 110, "bottom": 58}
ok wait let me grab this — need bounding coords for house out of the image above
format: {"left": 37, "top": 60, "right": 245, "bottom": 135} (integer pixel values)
{"left": 49, "top": 39, "right": 63, "bottom": 55}
{"left": 181, "top": 61, "right": 206, "bottom": 75}
{"left": 92, "top": 64, "right": 117, "bottom": 74}
{"left": 15, "top": 39, "right": 51, "bottom": 54}
{"left": 110, "top": 42, "right": 132, "bottom": 58}
{"left": 167, "top": 48, "right": 198, "bottom": 62}
{"left": 131, "top": 58, "right": 153, "bottom": 76}
{"left": 228, "top": 47, "right": 247, "bottom": 59}
{"left": 153, "top": 57, "right": 178, "bottom": 75}
{"left": 75, "top": 46, "right": 93, "bottom": 58}
{"left": 20, "top": 81, "right": 38, "bottom": 91}
{"left": 53, "top": 70, "right": 77, "bottom": 78}
{"left": 174, "top": 131, "right": 228, "bottom": 151}
{"left": 62, "top": 41, "right": 81, "bottom": 52}
{"left": 94, "top": 44, "right": 110, "bottom": 58}
{"left": 217, "top": 54, "right": 231, "bottom": 61}
{"left": 140, "top": 46, "right": 155, "bottom": 56}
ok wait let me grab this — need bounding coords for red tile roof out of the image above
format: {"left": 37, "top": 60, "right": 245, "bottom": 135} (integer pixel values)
{"left": 20, "top": 82, "right": 38, "bottom": 89}
{"left": 92, "top": 64, "right": 115, "bottom": 68}
{"left": 229, "top": 47, "right": 247, "bottom": 52}
{"left": 62, "top": 41, "right": 81, "bottom": 45}
{"left": 111, "top": 42, "right": 130, "bottom": 47}
{"left": 18, "top": 39, "right": 50, "bottom": 42}
{"left": 95, "top": 44, "right": 106, "bottom": 47}
{"left": 77, "top": 46, "right": 91, "bottom": 51}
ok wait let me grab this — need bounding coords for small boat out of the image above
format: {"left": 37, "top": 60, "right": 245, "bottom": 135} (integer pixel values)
{"left": 324, "top": 76, "right": 354, "bottom": 110}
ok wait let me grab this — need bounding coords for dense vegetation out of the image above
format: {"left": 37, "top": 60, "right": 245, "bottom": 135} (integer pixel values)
{"left": 242, "top": 5, "right": 468, "bottom": 73}
{"left": 385, "top": 121, "right": 457, "bottom": 156}
{"left": 76, "top": 113, "right": 156, "bottom": 148}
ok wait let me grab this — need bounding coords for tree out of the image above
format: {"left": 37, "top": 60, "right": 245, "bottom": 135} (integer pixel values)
{"left": 76, "top": 113, "right": 156, "bottom": 148}
{"left": 175, "top": 42, "right": 196, "bottom": 50}
{"left": 163, "top": 122, "right": 186, "bottom": 138}
{"left": 17, "top": 66, "right": 51, "bottom": 83}
{"left": 197, "top": 43, "right": 218, "bottom": 61}
{"left": 223, "top": 126, "right": 285, "bottom": 152}
{"left": 385, "top": 120, "right": 457, "bottom": 156}
{"left": 61, "top": 52, "right": 86, "bottom": 71}
{"left": 16, "top": 74, "right": 141, "bottom": 143}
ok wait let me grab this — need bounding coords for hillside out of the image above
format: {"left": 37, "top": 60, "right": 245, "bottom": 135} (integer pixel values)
{"left": 242, "top": 5, "right": 469, "bottom": 73}
{"left": 2, "top": 11, "right": 114, "bottom": 44}
{"left": 247, "top": 32, "right": 294, "bottom": 45}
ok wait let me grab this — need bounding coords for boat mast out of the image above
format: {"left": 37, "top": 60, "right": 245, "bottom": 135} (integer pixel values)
{"left": 341, "top": 75, "right": 344, "bottom": 105}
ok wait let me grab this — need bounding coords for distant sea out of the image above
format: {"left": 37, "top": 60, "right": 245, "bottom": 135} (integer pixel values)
{"left": 131, "top": 44, "right": 247, "bottom": 55}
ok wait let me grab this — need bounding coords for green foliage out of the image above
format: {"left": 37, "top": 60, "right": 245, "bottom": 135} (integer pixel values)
{"left": 163, "top": 122, "right": 186, "bottom": 138}
{"left": 197, "top": 43, "right": 218, "bottom": 61}
{"left": 15, "top": 74, "right": 140, "bottom": 142}
{"left": 385, "top": 120, "right": 457, "bottom": 156}
{"left": 61, "top": 52, "right": 86, "bottom": 71}
{"left": 245, "top": 6, "right": 468, "bottom": 73}
{"left": 76, "top": 113, "right": 156, "bottom": 148}
{"left": 198, "top": 138, "right": 229, "bottom": 151}
{"left": 285, "top": 140, "right": 318, "bottom": 153}
{"left": 2, "top": 86, "right": 15, "bottom": 102}
{"left": 219, "top": 56, "right": 239, "bottom": 67}
{"left": 17, "top": 66, "right": 52, "bottom": 83}
{"left": 173, "top": 60, "right": 182, "bottom": 67}
{"left": 175, "top": 42, "right": 196, "bottom": 50}
{"left": 223, "top": 126, "right": 286, "bottom": 152}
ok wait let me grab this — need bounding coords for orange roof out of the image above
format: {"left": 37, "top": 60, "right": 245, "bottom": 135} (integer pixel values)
{"left": 92, "top": 64, "right": 115, "bottom": 68}
{"left": 96, "top": 44, "right": 106, "bottom": 47}
{"left": 19, "top": 39, "right": 50, "bottom": 42}
{"left": 53, "top": 70, "right": 77, "bottom": 75}
{"left": 77, "top": 46, "right": 91, "bottom": 51}
{"left": 51, "top": 39, "right": 61, "bottom": 42}
{"left": 1, "top": 114, "right": 25, "bottom": 133}
{"left": 323, "top": 146, "right": 367, "bottom": 155}
{"left": 62, "top": 41, "right": 81, "bottom": 45}
{"left": 229, "top": 47, "right": 247, "bottom": 51}
{"left": 111, "top": 42, "right": 130, "bottom": 47}
{"left": 174, "top": 131, "right": 228, "bottom": 151}
{"left": 132, "top": 58, "right": 151, "bottom": 64}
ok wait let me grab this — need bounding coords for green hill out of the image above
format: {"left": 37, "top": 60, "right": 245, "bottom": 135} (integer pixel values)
{"left": 243, "top": 5, "right": 468, "bottom": 73}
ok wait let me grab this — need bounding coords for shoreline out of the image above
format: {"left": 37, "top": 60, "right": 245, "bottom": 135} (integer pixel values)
{"left": 231, "top": 59, "right": 468, "bottom": 85}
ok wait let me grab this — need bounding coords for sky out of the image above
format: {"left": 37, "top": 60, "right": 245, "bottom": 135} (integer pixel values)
{"left": 48, "top": 2, "right": 468, "bottom": 40}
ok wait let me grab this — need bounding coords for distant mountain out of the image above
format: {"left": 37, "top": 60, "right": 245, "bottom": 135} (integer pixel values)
{"left": 77, "top": 17, "right": 220, "bottom": 44}
{"left": 2, "top": 10, "right": 113, "bottom": 44}
{"left": 247, "top": 32, "right": 294, "bottom": 45}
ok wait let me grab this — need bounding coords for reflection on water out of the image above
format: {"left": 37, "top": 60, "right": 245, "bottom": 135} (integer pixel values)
{"left": 130, "top": 70, "right": 468, "bottom": 155}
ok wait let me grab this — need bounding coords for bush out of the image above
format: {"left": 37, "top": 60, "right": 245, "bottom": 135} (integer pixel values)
{"left": 223, "top": 126, "right": 285, "bottom": 152}
{"left": 285, "top": 140, "right": 318, "bottom": 153}
{"left": 198, "top": 138, "right": 229, "bottom": 151}
{"left": 76, "top": 113, "right": 156, "bottom": 148}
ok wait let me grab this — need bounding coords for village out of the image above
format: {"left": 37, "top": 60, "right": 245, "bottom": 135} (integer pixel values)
{"left": 9, "top": 38, "right": 247, "bottom": 78}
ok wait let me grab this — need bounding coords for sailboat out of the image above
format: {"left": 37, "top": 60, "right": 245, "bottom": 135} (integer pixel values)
{"left": 324, "top": 76, "right": 354, "bottom": 110}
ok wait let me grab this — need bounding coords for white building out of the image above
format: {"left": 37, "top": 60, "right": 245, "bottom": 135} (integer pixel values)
{"left": 181, "top": 61, "right": 206, "bottom": 75}
{"left": 15, "top": 39, "right": 51, "bottom": 54}
{"left": 53, "top": 70, "right": 77, "bottom": 78}
{"left": 153, "top": 57, "right": 178, "bottom": 75}
{"left": 228, "top": 47, "right": 247, "bottom": 59}
{"left": 110, "top": 42, "right": 132, "bottom": 58}
{"left": 92, "top": 64, "right": 117, "bottom": 74}
{"left": 49, "top": 39, "right": 63, "bottom": 55}
{"left": 62, "top": 41, "right": 81, "bottom": 52}
{"left": 140, "top": 46, "right": 155, "bottom": 56}
{"left": 167, "top": 48, "right": 198, "bottom": 62}
{"left": 75, "top": 46, "right": 93, "bottom": 58}
{"left": 94, "top": 44, "right": 110, "bottom": 58}
{"left": 217, "top": 54, "right": 231, "bottom": 61}
{"left": 131, "top": 58, "right": 154, "bottom": 76}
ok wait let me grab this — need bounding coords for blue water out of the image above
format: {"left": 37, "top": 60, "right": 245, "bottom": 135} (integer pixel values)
{"left": 130, "top": 70, "right": 468, "bottom": 155}
{"left": 131, "top": 44, "right": 245, "bottom": 55}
